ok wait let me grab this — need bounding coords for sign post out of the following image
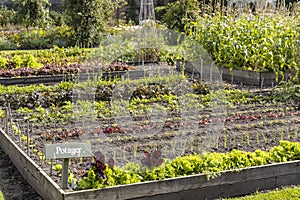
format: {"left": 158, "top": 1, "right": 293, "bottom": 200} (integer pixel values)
{"left": 62, "top": 158, "right": 70, "bottom": 189}
{"left": 45, "top": 142, "right": 93, "bottom": 189}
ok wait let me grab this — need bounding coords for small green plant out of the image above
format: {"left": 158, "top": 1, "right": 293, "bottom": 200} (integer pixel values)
{"left": 0, "top": 190, "right": 4, "bottom": 200}
{"left": 11, "top": 55, "right": 22, "bottom": 69}
{"left": 53, "top": 164, "right": 63, "bottom": 171}
{"left": 24, "top": 54, "right": 42, "bottom": 69}
{"left": 0, "top": 57, "right": 7, "bottom": 69}
{"left": 0, "top": 109, "right": 4, "bottom": 119}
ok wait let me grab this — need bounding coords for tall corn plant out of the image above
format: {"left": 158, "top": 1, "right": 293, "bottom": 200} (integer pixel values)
{"left": 187, "top": 10, "right": 300, "bottom": 82}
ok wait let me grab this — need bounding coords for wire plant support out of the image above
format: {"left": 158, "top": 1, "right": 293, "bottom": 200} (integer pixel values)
{"left": 138, "top": 0, "right": 161, "bottom": 65}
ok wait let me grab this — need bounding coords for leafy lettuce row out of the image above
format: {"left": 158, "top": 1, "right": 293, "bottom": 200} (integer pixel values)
{"left": 77, "top": 140, "right": 300, "bottom": 190}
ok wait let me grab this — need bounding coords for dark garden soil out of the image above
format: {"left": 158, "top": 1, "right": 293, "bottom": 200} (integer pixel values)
{"left": 0, "top": 147, "right": 42, "bottom": 200}
{"left": 0, "top": 100, "right": 299, "bottom": 200}
{"left": 4, "top": 99, "right": 300, "bottom": 190}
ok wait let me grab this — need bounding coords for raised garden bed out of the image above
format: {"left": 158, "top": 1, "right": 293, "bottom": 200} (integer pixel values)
{"left": 0, "top": 67, "right": 299, "bottom": 199}
{"left": 0, "top": 62, "right": 175, "bottom": 85}
{"left": 1, "top": 129, "right": 300, "bottom": 200}
{"left": 176, "top": 61, "right": 293, "bottom": 86}
{"left": 0, "top": 71, "right": 138, "bottom": 86}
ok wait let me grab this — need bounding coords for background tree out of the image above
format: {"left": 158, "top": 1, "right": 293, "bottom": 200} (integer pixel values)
{"left": 159, "top": 0, "right": 200, "bottom": 32}
{"left": 12, "top": 0, "right": 50, "bottom": 28}
{"left": 125, "top": 0, "right": 139, "bottom": 24}
{"left": 63, "top": 0, "right": 126, "bottom": 48}
{"left": 0, "top": 5, "right": 16, "bottom": 27}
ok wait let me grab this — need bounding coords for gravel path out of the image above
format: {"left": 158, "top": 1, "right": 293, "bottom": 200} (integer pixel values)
{"left": 0, "top": 147, "right": 42, "bottom": 200}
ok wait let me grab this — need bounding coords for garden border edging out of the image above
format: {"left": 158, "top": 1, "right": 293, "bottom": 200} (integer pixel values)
{"left": 0, "top": 70, "right": 146, "bottom": 86}
{"left": 176, "top": 61, "right": 292, "bottom": 86}
{"left": 0, "top": 128, "right": 300, "bottom": 200}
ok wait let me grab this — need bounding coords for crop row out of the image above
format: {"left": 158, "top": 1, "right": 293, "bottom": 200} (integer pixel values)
{"left": 75, "top": 140, "right": 300, "bottom": 190}
{"left": 10, "top": 106, "right": 295, "bottom": 145}
{"left": 1, "top": 77, "right": 299, "bottom": 110}
{"left": 3, "top": 111, "right": 299, "bottom": 190}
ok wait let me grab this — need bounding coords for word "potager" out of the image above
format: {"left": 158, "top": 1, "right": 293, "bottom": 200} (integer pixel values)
{"left": 46, "top": 143, "right": 92, "bottom": 159}
{"left": 56, "top": 147, "right": 82, "bottom": 156}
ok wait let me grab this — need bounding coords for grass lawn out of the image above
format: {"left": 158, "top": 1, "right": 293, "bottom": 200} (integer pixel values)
{"left": 223, "top": 186, "right": 300, "bottom": 200}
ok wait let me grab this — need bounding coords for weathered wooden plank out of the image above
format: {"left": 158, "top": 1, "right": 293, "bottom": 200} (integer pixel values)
{"left": 0, "top": 70, "right": 147, "bottom": 86}
{"left": 64, "top": 161, "right": 300, "bottom": 200}
{"left": 177, "top": 60, "right": 294, "bottom": 86}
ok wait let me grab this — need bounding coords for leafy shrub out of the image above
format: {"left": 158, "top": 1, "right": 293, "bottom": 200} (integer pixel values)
{"left": 63, "top": 0, "right": 126, "bottom": 47}
{"left": 0, "top": 25, "right": 75, "bottom": 50}
{"left": 13, "top": 0, "right": 50, "bottom": 28}
{"left": 160, "top": 0, "right": 201, "bottom": 32}
{"left": 49, "top": 10, "right": 65, "bottom": 27}
{"left": 0, "top": 6, "right": 16, "bottom": 27}
{"left": 0, "top": 37, "right": 17, "bottom": 50}
{"left": 19, "top": 29, "right": 51, "bottom": 49}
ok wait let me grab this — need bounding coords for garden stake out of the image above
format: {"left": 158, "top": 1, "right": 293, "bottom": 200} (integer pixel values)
{"left": 220, "top": 71, "right": 223, "bottom": 85}
{"left": 192, "top": 68, "right": 195, "bottom": 79}
{"left": 17, "top": 122, "right": 21, "bottom": 147}
{"left": 197, "top": 138, "right": 201, "bottom": 153}
{"left": 200, "top": 59, "right": 203, "bottom": 81}
{"left": 133, "top": 143, "right": 138, "bottom": 159}
{"left": 210, "top": 63, "right": 213, "bottom": 82}
{"left": 5, "top": 107, "right": 8, "bottom": 134}
{"left": 50, "top": 137, "right": 55, "bottom": 176}
{"left": 123, "top": 147, "right": 127, "bottom": 161}
{"left": 215, "top": 136, "right": 219, "bottom": 149}
{"left": 223, "top": 134, "right": 227, "bottom": 148}
{"left": 8, "top": 104, "right": 13, "bottom": 137}
{"left": 260, "top": 77, "right": 264, "bottom": 95}
{"left": 27, "top": 121, "right": 30, "bottom": 155}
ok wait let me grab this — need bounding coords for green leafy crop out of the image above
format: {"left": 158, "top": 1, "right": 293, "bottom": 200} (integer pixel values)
{"left": 76, "top": 140, "right": 300, "bottom": 190}
{"left": 187, "top": 13, "right": 300, "bottom": 82}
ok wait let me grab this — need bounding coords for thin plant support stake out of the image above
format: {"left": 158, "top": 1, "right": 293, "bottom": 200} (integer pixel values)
{"left": 27, "top": 121, "right": 30, "bottom": 155}
{"left": 260, "top": 77, "right": 264, "bottom": 95}
{"left": 8, "top": 104, "right": 13, "bottom": 137}
{"left": 5, "top": 107, "right": 8, "bottom": 134}
{"left": 17, "top": 122, "right": 21, "bottom": 147}
{"left": 210, "top": 63, "right": 213, "bottom": 82}
{"left": 50, "top": 136, "right": 55, "bottom": 176}
{"left": 200, "top": 59, "right": 203, "bottom": 81}
{"left": 219, "top": 71, "right": 223, "bottom": 87}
